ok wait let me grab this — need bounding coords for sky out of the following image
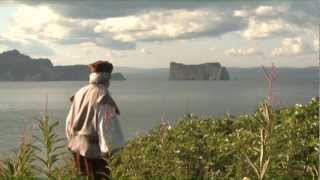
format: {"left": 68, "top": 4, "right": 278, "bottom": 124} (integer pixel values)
{"left": 0, "top": 0, "right": 318, "bottom": 68}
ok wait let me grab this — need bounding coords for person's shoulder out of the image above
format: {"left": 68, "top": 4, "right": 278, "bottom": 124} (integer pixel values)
{"left": 77, "top": 84, "right": 92, "bottom": 95}
{"left": 70, "top": 84, "right": 92, "bottom": 102}
{"left": 98, "top": 91, "right": 120, "bottom": 115}
{"left": 99, "top": 94, "right": 113, "bottom": 104}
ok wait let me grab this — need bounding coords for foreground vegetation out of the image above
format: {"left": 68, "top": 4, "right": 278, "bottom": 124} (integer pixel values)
{"left": 0, "top": 97, "right": 319, "bottom": 179}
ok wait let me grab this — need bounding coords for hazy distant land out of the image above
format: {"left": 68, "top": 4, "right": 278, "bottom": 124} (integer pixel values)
{"left": 0, "top": 49, "right": 317, "bottom": 82}
{"left": 0, "top": 49, "right": 126, "bottom": 81}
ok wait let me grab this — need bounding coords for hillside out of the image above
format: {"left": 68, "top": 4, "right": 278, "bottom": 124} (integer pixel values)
{"left": 0, "top": 50, "right": 126, "bottom": 81}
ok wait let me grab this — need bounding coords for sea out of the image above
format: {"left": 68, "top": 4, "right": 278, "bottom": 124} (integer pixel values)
{"left": 0, "top": 68, "right": 318, "bottom": 153}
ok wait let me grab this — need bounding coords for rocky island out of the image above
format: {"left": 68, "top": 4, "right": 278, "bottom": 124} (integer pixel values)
{"left": 169, "top": 62, "right": 230, "bottom": 80}
{"left": 0, "top": 49, "right": 126, "bottom": 81}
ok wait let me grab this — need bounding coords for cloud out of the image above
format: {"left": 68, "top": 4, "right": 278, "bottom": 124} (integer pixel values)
{"left": 271, "top": 37, "right": 309, "bottom": 56}
{"left": 209, "top": 47, "right": 216, "bottom": 51}
{"left": 314, "top": 39, "right": 319, "bottom": 52}
{"left": 225, "top": 47, "right": 263, "bottom": 56}
{"left": 232, "top": 5, "right": 296, "bottom": 40}
{"left": 0, "top": 37, "right": 54, "bottom": 56}
{"left": 139, "top": 48, "right": 152, "bottom": 54}
{"left": 15, "top": 0, "right": 209, "bottom": 19}
{"left": 242, "top": 17, "right": 292, "bottom": 40}
{"left": 8, "top": 5, "right": 70, "bottom": 41}
{"left": 3, "top": 5, "right": 246, "bottom": 51}
{"left": 233, "top": 10, "right": 248, "bottom": 17}
{"left": 0, "top": 5, "right": 65, "bottom": 56}
{"left": 282, "top": 1, "right": 318, "bottom": 31}
{"left": 255, "top": 5, "right": 287, "bottom": 16}
{"left": 234, "top": 4, "right": 317, "bottom": 40}
{"left": 255, "top": 6, "right": 274, "bottom": 15}
{"left": 1, "top": 5, "right": 137, "bottom": 50}
{"left": 2, "top": 1, "right": 318, "bottom": 57}
{"left": 94, "top": 9, "right": 245, "bottom": 43}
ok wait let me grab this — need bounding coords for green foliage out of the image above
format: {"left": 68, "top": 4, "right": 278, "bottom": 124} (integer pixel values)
{"left": 0, "top": 135, "right": 36, "bottom": 179}
{"left": 0, "top": 115, "right": 80, "bottom": 179}
{"left": 33, "top": 115, "right": 67, "bottom": 178}
{"left": 110, "top": 97, "right": 319, "bottom": 179}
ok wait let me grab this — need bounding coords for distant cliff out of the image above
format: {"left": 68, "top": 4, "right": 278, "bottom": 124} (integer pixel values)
{"left": 169, "top": 62, "right": 230, "bottom": 80}
{"left": 0, "top": 50, "right": 126, "bottom": 81}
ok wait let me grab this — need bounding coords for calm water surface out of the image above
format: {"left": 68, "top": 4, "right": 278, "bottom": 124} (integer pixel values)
{"left": 0, "top": 73, "right": 318, "bottom": 153}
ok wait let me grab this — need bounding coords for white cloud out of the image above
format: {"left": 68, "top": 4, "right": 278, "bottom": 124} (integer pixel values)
{"left": 255, "top": 5, "right": 288, "bottom": 16}
{"left": 271, "top": 37, "right": 306, "bottom": 56}
{"left": 2, "top": 5, "right": 246, "bottom": 51}
{"left": 225, "top": 47, "right": 263, "bottom": 56}
{"left": 314, "top": 39, "right": 319, "bottom": 51}
{"left": 255, "top": 6, "right": 274, "bottom": 15}
{"left": 234, "top": 5, "right": 287, "bottom": 18}
{"left": 209, "top": 47, "right": 216, "bottom": 51}
{"left": 233, "top": 10, "right": 248, "bottom": 17}
{"left": 243, "top": 17, "right": 291, "bottom": 40}
{"left": 234, "top": 5, "right": 299, "bottom": 40}
{"left": 4, "top": 5, "right": 70, "bottom": 41}
{"left": 94, "top": 9, "right": 237, "bottom": 43}
{"left": 79, "top": 43, "right": 126, "bottom": 59}
{"left": 139, "top": 48, "right": 152, "bottom": 54}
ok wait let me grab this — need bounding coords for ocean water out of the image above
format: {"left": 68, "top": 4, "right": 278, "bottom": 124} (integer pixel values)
{"left": 0, "top": 72, "right": 318, "bottom": 153}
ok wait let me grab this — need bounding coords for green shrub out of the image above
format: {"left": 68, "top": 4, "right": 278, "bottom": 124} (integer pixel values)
{"left": 0, "top": 134, "right": 36, "bottom": 179}
{"left": 110, "top": 97, "right": 319, "bottom": 179}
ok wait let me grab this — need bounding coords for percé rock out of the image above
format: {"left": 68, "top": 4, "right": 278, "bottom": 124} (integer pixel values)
{"left": 169, "top": 62, "right": 230, "bottom": 80}
{"left": 0, "top": 49, "right": 126, "bottom": 81}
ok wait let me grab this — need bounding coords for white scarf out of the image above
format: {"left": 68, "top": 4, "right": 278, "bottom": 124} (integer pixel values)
{"left": 89, "top": 72, "right": 111, "bottom": 84}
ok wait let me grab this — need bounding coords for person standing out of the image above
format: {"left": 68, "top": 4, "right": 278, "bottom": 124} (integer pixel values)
{"left": 65, "top": 61, "right": 125, "bottom": 179}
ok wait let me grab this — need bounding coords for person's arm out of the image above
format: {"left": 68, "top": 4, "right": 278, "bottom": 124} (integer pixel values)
{"left": 97, "top": 104, "right": 115, "bottom": 154}
{"left": 97, "top": 103, "right": 125, "bottom": 155}
{"left": 65, "top": 103, "right": 74, "bottom": 141}
{"left": 65, "top": 95, "right": 75, "bottom": 141}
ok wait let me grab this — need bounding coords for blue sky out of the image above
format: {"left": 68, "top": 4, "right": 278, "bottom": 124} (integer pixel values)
{"left": 0, "top": 0, "right": 318, "bottom": 68}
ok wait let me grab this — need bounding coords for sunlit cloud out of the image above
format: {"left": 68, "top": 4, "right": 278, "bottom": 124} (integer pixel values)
{"left": 314, "top": 39, "right": 319, "bottom": 52}
{"left": 139, "top": 48, "right": 152, "bottom": 54}
{"left": 242, "top": 17, "right": 292, "bottom": 40}
{"left": 0, "top": 1, "right": 317, "bottom": 67}
{"left": 5, "top": 5, "right": 70, "bottom": 41}
{"left": 225, "top": 47, "right": 263, "bottom": 56}
{"left": 94, "top": 9, "right": 233, "bottom": 42}
{"left": 255, "top": 5, "right": 287, "bottom": 16}
{"left": 233, "top": 10, "right": 248, "bottom": 17}
{"left": 271, "top": 37, "right": 308, "bottom": 56}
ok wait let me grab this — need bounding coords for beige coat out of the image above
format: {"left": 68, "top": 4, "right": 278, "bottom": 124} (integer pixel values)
{"left": 66, "top": 73, "right": 124, "bottom": 158}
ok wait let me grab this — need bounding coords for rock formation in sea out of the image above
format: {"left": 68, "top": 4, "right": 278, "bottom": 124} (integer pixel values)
{"left": 169, "top": 62, "right": 230, "bottom": 80}
{"left": 0, "top": 49, "right": 126, "bottom": 81}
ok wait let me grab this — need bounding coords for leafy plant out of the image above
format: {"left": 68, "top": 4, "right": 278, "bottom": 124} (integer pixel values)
{"left": 33, "top": 114, "right": 66, "bottom": 178}
{"left": 0, "top": 131, "right": 36, "bottom": 179}
{"left": 110, "top": 97, "right": 319, "bottom": 179}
